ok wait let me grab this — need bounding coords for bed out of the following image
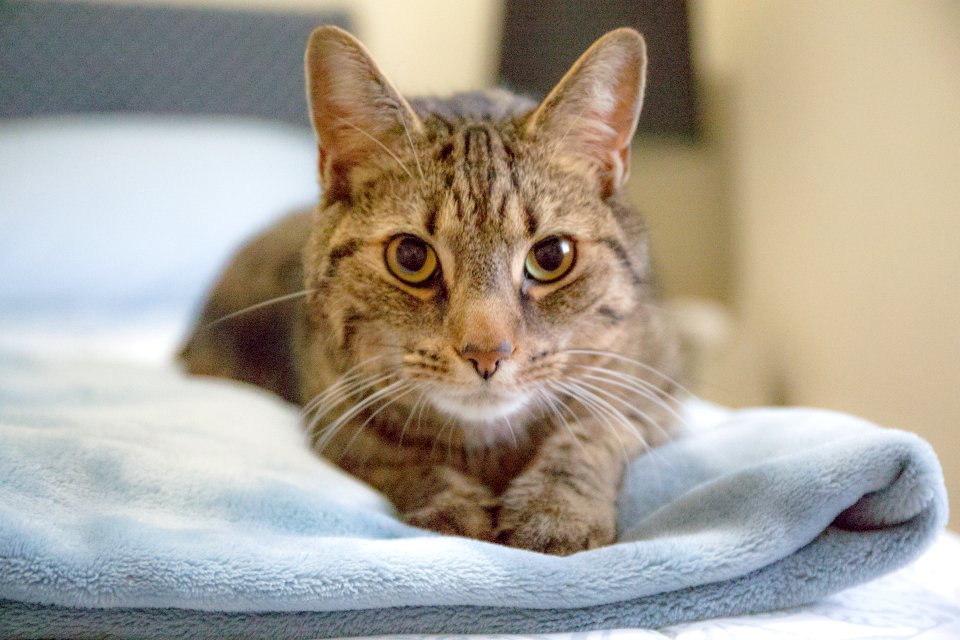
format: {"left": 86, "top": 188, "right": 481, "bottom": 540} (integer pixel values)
{"left": 1, "top": 3, "right": 958, "bottom": 638}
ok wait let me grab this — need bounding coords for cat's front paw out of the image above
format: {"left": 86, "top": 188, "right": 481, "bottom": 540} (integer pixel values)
{"left": 402, "top": 490, "right": 499, "bottom": 542}
{"left": 496, "top": 483, "right": 617, "bottom": 555}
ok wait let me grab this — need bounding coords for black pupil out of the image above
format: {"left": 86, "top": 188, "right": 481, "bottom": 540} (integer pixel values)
{"left": 534, "top": 239, "right": 567, "bottom": 272}
{"left": 396, "top": 238, "right": 427, "bottom": 273}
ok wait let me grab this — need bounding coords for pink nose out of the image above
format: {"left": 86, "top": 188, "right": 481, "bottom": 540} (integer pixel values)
{"left": 460, "top": 342, "right": 513, "bottom": 380}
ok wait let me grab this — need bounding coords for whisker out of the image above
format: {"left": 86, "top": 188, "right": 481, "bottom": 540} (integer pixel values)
{"left": 548, "top": 382, "right": 638, "bottom": 494}
{"left": 313, "top": 379, "right": 407, "bottom": 454}
{"left": 199, "top": 289, "right": 314, "bottom": 333}
{"left": 572, "top": 367, "right": 690, "bottom": 431}
{"left": 535, "top": 388, "right": 589, "bottom": 458}
{"left": 557, "top": 378, "right": 678, "bottom": 475}
{"left": 567, "top": 375, "right": 676, "bottom": 446}
{"left": 335, "top": 116, "right": 413, "bottom": 179}
{"left": 561, "top": 349, "right": 696, "bottom": 399}
{"left": 300, "top": 355, "right": 393, "bottom": 416}
{"left": 338, "top": 382, "right": 418, "bottom": 467}
{"left": 303, "top": 371, "right": 395, "bottom": 432}
{"left": 430, "top": 412, "right": 457, "bottom": 459}
{"left": 572, "top": 364, "right": 686, "bottom": 408}
{"left": 305, "top": 367, "right": 401, "bottom": 443}
{"left": 397, "top": 389, "right": 429, "bottom": 448}
{"left": 501, "top": 415, "right": 519, "bottom": 449}
{"left": 549, "top": 380, "right": 633, "bottom": 466}
{"left": 399, "top": 111, "right": 424, "bottom": 181}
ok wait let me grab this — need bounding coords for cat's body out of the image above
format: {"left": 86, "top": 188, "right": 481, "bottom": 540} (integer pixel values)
{"left": 181, "top": 27, "right": 682, "bottom": 555}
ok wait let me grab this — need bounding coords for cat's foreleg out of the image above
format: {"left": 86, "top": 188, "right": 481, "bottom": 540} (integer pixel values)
{"left": 496, "top": 419, "right": 639, "bottom": 555}
{"left": 359, "top": 464, "right": 499, "bottom": 541}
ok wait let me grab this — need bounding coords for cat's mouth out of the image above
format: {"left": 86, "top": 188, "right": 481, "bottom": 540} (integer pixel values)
{"left": 427, "top": 387, "right": 529, "bottom": 425}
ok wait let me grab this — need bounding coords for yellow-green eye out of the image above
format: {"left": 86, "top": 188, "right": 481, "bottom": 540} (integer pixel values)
{"left": 385, "top": 235, "right": 438, "bottom": 286}
{"left": 525, "top": 236, "right": 576, "bottom": 283}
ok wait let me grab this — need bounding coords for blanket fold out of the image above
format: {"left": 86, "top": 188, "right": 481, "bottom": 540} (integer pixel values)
{"left": 0, "top": 353, "right": 948, "bottom": 638}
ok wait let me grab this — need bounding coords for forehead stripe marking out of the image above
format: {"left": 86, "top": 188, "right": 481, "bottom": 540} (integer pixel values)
{"left": 523, "top": 204, "right": 538, "bottom": 236}
{"left": 425, "top": 204, "right": 439, "bottom": 236}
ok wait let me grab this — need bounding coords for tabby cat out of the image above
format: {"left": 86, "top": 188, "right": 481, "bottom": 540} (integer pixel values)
{"left": 180, "top": 26, "right": 682, "bottom": 555}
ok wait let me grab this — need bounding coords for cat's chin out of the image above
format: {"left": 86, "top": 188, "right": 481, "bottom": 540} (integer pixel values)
{"left": 427, "top": 390, "right": 529, "bottom": 426}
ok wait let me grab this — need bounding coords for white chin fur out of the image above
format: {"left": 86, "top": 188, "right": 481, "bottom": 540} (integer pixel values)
{"left": 428, "top": 391, "right": 529, "bottom": 425}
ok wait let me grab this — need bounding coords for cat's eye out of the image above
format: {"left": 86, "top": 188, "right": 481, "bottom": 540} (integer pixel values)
{"left": 525, "top": 236, "right": 576, "bottom": 283}
{"left": 385, "top": 235, "right": 438, "bottom": 286}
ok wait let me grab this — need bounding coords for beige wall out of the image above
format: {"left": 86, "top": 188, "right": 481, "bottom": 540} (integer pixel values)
{"left": 696, "top": 0, "right": 960, "bottom": 528}
{"left": 75, "top": 0, "right": 504, "bottom": 94}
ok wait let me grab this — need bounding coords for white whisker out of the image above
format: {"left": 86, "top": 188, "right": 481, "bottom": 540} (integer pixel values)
{"left": 200, "top": 289, "right": 314, "bottom": 332}
{"left": 397, "top": 389, "right": 429, "bottom": 448}
{"left": 338, "top": 382, "right": 418, "bottom": 465}
{"left": 572, "top": 367, "right": 690, "bottom": 432}
{"left": 562, "top": 349, "right": 695, "bottom": 399}
{"left": 501, "top": 415, "right": 519, "bottom": 449}
{"left": 568, "top": 375, "right": 675, "bottom": 446}
{"left": 549, "top": 380, "right": 632, "bottom": 468}
{"left": 335, "top": 116, "right": 413, "bottom": 179}
{"left": 399, "top": 111, "right": 424, "bottom": 181}
{"left": 301, "top": 355, "right": 392, "bottom": 416}
{"left": 304, "top": 371, "right": 396, "bottom": 437}
{"left": 312, "top": 378, "right": 405, "bottom": 453}
{"left": 535, "top": 388, "right": 589, "bottom": 458}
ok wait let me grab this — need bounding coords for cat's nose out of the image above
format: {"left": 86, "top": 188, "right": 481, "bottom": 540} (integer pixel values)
{"left": 460, "top": 342, "right": 513, "bottom": 380}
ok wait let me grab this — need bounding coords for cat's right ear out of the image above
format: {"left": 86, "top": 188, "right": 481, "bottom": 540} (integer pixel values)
{"left": 305, "top": 26, "right": 423, "bottom": 201}
{"left": 524, "top": 28, "right": 647, "bottom": 199}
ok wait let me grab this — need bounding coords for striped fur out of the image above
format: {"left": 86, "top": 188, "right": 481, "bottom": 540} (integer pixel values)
{"left": 181, "top": 27, "right": 682, "bottom": 555}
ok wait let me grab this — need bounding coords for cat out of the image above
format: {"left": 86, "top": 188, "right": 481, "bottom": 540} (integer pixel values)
{"left": 180, "top": 25, "right": 683, "bottom": 555}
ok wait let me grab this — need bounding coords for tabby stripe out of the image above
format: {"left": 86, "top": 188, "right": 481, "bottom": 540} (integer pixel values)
{"left": 325, "top": 239, "right": 362, "bottom": 278}
{"left": 436, "top": 142, "right": 454, "bottom": 163}
{"left": 432, "top": 114, "right": 455, "bottom": 134}
{"left": 600, "top": 237, "right": 644, "bottom": 287}
{"left": 462, "top": 127, "right": 472, "bottom": 159}
{"left": 523, "top": 204, "right": 538, "bottom": 236}
{"left": 507, "top": 163, "right": 522, "bottom": 193}
{"left": 505, "top": 147, "right": 527, "bottom": 232}
{"left": 545, "top": 468, "right": 590, "bottom": 497}
{"left": 481, "top": 127, "right": 493, "bottom": 158}
{"left": 425, "top": 205, "right": 439, "bottom": 236}
{"left": 496, "top": 192, "right": 508, "bottom": 221}
{"left": 339, "top": 310, "right": 366, "bottom": 349}
{"left": 452, "top": 189, "right": 465, "bottom": 220}
{"left": 596, "top": 305, "right": 625, "bottom": 324}
{"left": 501, "top": 138, "right": 517, "bottom": 161}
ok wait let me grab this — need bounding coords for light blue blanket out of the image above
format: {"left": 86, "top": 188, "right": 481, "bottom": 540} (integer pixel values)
{"left": 0, "top": 352, "right": 948, "bottom": 638}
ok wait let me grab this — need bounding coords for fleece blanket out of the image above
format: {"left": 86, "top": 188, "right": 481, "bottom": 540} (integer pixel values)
{"left": 0, "top": 351, "right": 948, "bottom": 639}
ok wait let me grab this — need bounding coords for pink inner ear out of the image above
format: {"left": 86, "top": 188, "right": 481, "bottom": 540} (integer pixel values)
{"left": 305, "top": 26, "right": 424, "bottom": 200}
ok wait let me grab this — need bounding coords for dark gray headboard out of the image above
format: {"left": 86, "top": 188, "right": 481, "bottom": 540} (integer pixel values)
{"left": 499, "top": 0, "right": 699, "bottom": 140}
{"left": 0, "top": 0, "right": 350, "bottom": 128}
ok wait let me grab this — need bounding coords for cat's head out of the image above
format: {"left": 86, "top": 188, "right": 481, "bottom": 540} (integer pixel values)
{"left": 302, "top": 26, "right": 652, "bottom": 427}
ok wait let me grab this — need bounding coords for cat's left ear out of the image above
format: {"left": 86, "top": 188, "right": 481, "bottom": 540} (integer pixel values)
{"left": 524, "top": 28, "right": 647, "bottom": 198}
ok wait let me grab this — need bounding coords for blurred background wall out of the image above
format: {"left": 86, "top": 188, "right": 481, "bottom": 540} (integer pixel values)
{"left": 49, "top": 0, "right": 960, "bottom": 528}
{"left": 692, "top": 1, "right": 960, "bottom": 531}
